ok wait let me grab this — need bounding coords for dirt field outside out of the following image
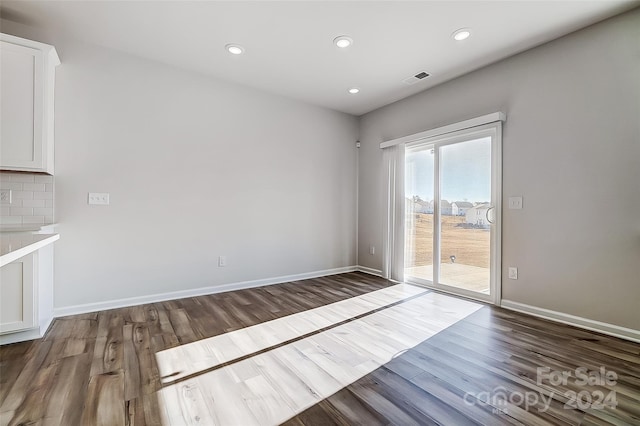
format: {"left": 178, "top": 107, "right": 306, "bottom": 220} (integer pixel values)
{"left": 405, "top": 213, "right": 490, "bottom": 269}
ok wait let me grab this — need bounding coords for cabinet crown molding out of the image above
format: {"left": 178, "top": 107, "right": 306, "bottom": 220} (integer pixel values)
{"left": 0, "top": 33, "right": 60, "bottom": 65}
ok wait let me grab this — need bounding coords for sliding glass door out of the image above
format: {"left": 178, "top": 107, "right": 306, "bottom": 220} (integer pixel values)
{"left": 405, "top": 123, "right": 501, "bottom": 303}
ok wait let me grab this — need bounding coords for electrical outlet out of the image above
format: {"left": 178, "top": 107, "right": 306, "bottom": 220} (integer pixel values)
{"left": 369, "top": 245, "right": 375, "bottom": 255}
{"left": 508, "top": 267, "right": 518, "bottom": 280}
{"left": 218, "top": 256, "right": 227, "bottom": 267}
{"left": 88, "top": 192, "right": 110, "bottom": 205}
{"left": 508, "top": 196, "right": 523, "bottom": 210}
{"left": 0, "top": 189, "right": 12, "bottom": 205}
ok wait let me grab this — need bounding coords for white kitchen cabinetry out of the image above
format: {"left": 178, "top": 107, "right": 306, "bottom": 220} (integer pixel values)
{"left": 0, "top": 33, "right": 60, "bottom": 174}
{"left": 0, "top": 252, "right": 36, "bottom": 333}
{"left": 0, "top": 234, "right": 57, "bottom": 344}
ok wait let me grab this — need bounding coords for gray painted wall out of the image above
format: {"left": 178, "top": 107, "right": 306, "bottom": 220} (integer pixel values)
{"left": 2, "top": 20, "right": 359, "bottom": 309}
{"left": 358, "top": 9, "right": 640, "bottom": 329}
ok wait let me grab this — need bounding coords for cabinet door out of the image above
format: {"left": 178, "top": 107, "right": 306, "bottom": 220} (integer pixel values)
{"left": 0, "top": 41, "right": 44, "bottom": 171}
{"left": 0, "top": 252, "right": 36, "bottom": 333}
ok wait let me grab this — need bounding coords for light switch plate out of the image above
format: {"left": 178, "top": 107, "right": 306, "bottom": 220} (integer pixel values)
{"left": 508, "top": 267, "right": 518, "bottom": 280}
{"left": 508, "top": 196, "right": 523, "bottom": 209}
{"left": 88, "top": 192, "right": 110, "bottom": 205}
{"left": 0, "top": 190, "right": 12, "bottom": 205}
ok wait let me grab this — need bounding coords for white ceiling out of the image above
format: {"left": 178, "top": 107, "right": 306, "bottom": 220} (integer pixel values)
{"left": 1, "top": 1, "right": 638, "bottom": 116}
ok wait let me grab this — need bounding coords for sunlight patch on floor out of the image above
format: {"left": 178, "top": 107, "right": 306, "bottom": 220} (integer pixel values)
{"left": 155, "top": 288, "right": 483, "bottom": 425}
{"left": 155, "top": 284, "right": 426, "bottom": 384}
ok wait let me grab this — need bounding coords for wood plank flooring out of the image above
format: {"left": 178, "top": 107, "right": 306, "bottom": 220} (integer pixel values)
{"left": 155, "top": 283, "right": 429, "bottom": 386}
{"left": 1, "top": 272, "right": 639, "bottom": 425}
{"left": 156, "top": 288, "right": 484, "bottom": 424}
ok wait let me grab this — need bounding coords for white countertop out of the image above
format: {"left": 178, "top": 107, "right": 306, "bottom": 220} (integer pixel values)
{"left": 0, "top": 232, "right": 59, "bottom": 267}
{"left": 0, "top": 223, "right": 58, "bottom": 233}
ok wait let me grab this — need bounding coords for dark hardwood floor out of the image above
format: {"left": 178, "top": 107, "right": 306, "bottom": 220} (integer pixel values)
{"left": 0, "top": 272, "right": 638, "bottom": 425}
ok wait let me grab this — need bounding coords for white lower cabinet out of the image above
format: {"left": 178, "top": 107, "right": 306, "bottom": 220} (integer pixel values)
{"left": 0, "top": 244, "right": 54, "bottom": 344}
{"left": 0, "top": 252, "right": 36, "bottom": 333}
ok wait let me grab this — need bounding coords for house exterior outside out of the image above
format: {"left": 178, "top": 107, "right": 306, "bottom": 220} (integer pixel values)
{"left": 452, "top": 201, "right": 474, "bottom": 216}
{"left": 407, "top": 197, "right": 431, "bottom": 214}
{"left": 428, "top": 200, "right": 452, "bottom": 215}
{"left": 441, "top": 200, "right": 452, "bottom": 216}
{"left": 465, "top": 203, "right": 492, "bottom": 226}
{"left": 414, "top": 200, "right": 430, "bottom": 214}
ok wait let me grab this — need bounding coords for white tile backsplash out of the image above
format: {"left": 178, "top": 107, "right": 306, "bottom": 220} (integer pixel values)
{"left": 3, "top": 182, "right": 23, "bottom": 190}
{"left": 12, "top": 191, "right": 33, "bottom": 199}
{"left": 9, "top": 174, "right": 35, "bottom": 183}
{"left": 34, "top": 175, "right": 54, "bottom": 184}
{"left": 22, "top": 216, "right": 45, "bottom": 224}
{"left": 34, "top": 207, "right": 53, "bottom": 216}
{"left": 0, "top": 216, "right": 22, "bottom": 225}
{"left": 33, "top": 191, "right": 53, "bottom": 200}
{"left": 0, "top": 172, "right": 55, "bottom": 225}
{"left": 22, "top": 183, "right": 46, "bottom": 191}
{"left": 10, "top": 207, "right": 34, "bottom": 216}
{"left": 21, "top": 199, "right": 46, "bottom": 207}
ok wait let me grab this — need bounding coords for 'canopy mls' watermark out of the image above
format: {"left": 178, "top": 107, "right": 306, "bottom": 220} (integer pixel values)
{"left": 463, "top": 366, "right": 618, "bottom": 415}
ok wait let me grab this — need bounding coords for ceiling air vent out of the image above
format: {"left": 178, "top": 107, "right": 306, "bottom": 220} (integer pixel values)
{"left": 402, "top": 71, "right": 430, "bottom": 85}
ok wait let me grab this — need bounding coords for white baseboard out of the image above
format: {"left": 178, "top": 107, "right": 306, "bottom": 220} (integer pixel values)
{"left": 500, "top": 300, "right": 640, "bottom": 344}
{"left": 53, "top": 266, "right": 358, "bottom": 318}
{"left": 356, "top": 265, "right": 383, "bottom": 277}
{"left": 0, "top": 327, "right": 43, "bottom": 345}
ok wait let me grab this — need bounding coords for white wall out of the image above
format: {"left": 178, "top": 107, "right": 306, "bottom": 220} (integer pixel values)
{"left": 358, "top": 10, "right": 640, "bottom": 330}
{"left": 1, "top": 20, "right": 359, "bottom": 309}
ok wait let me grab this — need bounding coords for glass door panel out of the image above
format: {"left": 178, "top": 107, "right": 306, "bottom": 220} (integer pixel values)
{"left": 439, "top": 137, "right": 492, "bottom": 294}
{"left": 404, "top": 146, "right": 434, "bottom": 282}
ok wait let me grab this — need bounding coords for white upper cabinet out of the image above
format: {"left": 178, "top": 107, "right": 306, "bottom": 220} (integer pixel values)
{"left": 1, "top": 33, "right": 59, "bottom": 175}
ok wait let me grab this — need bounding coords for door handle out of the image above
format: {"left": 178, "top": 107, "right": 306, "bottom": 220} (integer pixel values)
{"left": 486, "top": 206, "right": 495, "bottom": 224}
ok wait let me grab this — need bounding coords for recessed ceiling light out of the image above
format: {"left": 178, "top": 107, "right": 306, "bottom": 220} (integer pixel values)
{"left": 334, "top": 36, "right": 353, "bottom": 48}
{"left": 452, "top": 28, "right": 471, "bottom": 41}
{"left": 225, "top": 44, "right": 244, "bottom": 55}
{"left": 348, "top": 87, "right": 360, "bottom": 94}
